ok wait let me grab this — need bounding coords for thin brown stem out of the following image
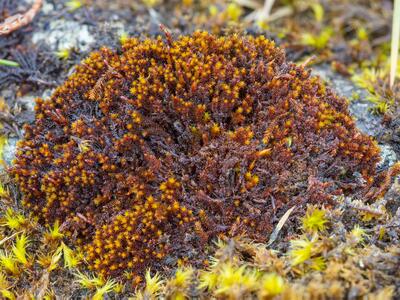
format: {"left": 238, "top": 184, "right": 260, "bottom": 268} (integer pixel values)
{"left": 0, "top": 0, "right": 43, "bottom": 35}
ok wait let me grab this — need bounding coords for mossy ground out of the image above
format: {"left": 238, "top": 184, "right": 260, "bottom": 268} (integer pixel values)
{"left": 0, "top": 0, "right": 399, "bottom": 299}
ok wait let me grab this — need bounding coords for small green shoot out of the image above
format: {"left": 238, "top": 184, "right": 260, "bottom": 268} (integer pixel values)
{"left": 301, "top": 27, "right": 333, "bottom": 50}
{"left": 226, "top": 3, "right": 243, "bottom": 22}
{"left": 0, "top": 251, "right": 19, "bottom": 275}
{"left": 301, "top": 207, "right": 327, "bottom": 233}
{"left": 47, "top": 246, "right": 63, "bottom": 272}
{"left": 92, "top": 279, "right": 117, "bottom": 300}
{"left": 0, "top": 289, "right": 15, "bottom": 300}
{"left": 141, "top": 0, "right": 160, "bottom": 7}
{"left": 214, "top": 264, "right": 258, "bottom": 297}
{"left": 65, "top": 0, "right": 84, "bottom": 12}
{"left": 0, "top": 59, "right": 19, "bottom": 68}
{"left": 55, "top": 48, "right": 71, "bottom": 60}
{"left": 258, "top": 273, "right": 286, "bottom": 298}
{"left": 44, "top": 220, "right": 64, "bottom": 242}
{"left": 11, "top": 234, "right": 30, "bottom": 266}
{"left": 357, "top": 27, "right": 368, "bottom": 41}
{"left": 198, "top": 270, "right": 219, "bottom": 291}
{"left": 289, "top": 237, "right": 314, "bottom": 266}
{"left": 62, "top": 242, "right": 81, "bottom": 268}
{"left": 119, "top": 32, "right": 129, "bottom": 45}
{"left": 311, "top": 3, "right": 324, "bottom": 23}
{"left": 74, "top": 270, "right": 104, "bottom": 289}
{"left": 141, "top": 270, "right": 164, "bottom": 298}
{"left": 349, "top": 225, "right": 368, "bottom": 245}
{"left": 1, "top": 208, "right": 27, "bottom": 231}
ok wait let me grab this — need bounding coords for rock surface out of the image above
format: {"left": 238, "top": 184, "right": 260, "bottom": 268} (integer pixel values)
{"left": 312, "top": 66, "right": 385, "bottom": 137}
{"left": 313, "top": 66, "right": 398, "bottom": 168}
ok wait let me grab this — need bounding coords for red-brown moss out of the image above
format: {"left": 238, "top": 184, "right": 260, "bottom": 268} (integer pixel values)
{"left": 10, "top": 31, "right": 380, "bottom": 277}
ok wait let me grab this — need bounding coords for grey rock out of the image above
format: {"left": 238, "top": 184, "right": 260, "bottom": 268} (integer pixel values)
{"left": 2, "top": 137, "right": 18, "bottom": 169}
{"left": 312, "top": 65, "right": 385, "bottom": 137}
{"left": 313, "top": 65, "right": 398, "bottom": 171}
{"left": 41, "top": 1, "right": 55, "bottom": 14}
{"left": 378, "top": 144, "right": 398, "bottom": 169}
{"left": 32, "top": 19, "right": 95, "bottom": 52}
{"left": 18, "top": 94, "right": 36, "bottom": 111}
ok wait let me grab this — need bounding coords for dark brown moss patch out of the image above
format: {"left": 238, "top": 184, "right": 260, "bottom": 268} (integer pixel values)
{"left": 10, "top": 31, "right": 380, "bottom": 278}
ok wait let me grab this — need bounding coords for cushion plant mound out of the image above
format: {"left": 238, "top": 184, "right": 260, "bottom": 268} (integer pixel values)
{"left": 11, "top": 31, "right": 380, "bottom": 277}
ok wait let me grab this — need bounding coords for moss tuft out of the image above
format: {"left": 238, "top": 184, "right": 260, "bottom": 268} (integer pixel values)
{"left": 11, "top": 31, "right": 380, "bottom": 277}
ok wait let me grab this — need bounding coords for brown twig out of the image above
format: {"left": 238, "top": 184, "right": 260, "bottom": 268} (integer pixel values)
{"left": 261, "top": 0, "right": 276, "bottom": 19}
{"left": 159, "top": 23, "right": 173, "bottom": 46}
{"left": 300, "top": 55, "right": 317, "bottom": 68}
{"left": 0, "top": 0, "right": 43, "bottom": 35}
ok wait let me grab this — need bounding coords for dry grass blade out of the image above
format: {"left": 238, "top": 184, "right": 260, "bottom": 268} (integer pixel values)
{"left": 234, "top": 0, "right": 261, "bottom": 10}
{"left": 244, "top": 5, "right": 292, "bottom": 23}
{"left": 390, "top": 0, "right": 400, "bottom": 87}
{"left": 262, "top": 0, "right": 277, "bottom": 19}
{"left": 0, "top": 231, "right": 23, "bottom": 247}
{"left": 31, "top": 271, "right": 50, "bottom": 299}
{"left": 267, "top": 206, "right": 296, "bottom": 247}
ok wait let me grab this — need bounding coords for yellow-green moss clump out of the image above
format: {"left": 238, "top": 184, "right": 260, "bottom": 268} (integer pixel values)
{"left": 10, "top": 31, "right": 380, "bottom": 278}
